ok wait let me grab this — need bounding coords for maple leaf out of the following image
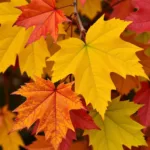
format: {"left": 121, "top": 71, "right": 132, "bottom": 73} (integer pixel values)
{"left": 107, "top": 0, "right": 150, "bottom": 33}
{"left": 0, "top": 0, "right": 27, "bottom": 24}
{"left": 11, "top": 77, "right": 84, "bottom": 149}
{"left": 78, "top": 0, "right": 102, "bottom": 19}
{"left": 126, "top": 0, "right": 150, "bottom": 33}
{"left": 137, "top": 50, "right": 150, "bottom": 76}
{"left": 70, "top": 109, "right": 99, "bottom": 130}
{"left": 133, "top": 82, "right": 150, "bottom": 127}
{"left": 59, "top": 129, "right": 76, "bottom": 150}
{"left": 85, "top": 97, "right": 146, "bottom": 150}
{"left": 0, "top": 23, "right": 50, "bottom": 78}
{"left": 108, "top": 0, "right": 133, "bottom": 20}
{"left": 18, "top": 28, "right": 50, "bottom": 78}
{"left": 50, "top": 16, "right": 147, "bottom": 118}
{"left": 124, "top": 137, "right": 150, "bottom": 150}
{"left": 14, "top": 0, "right": 68, "bottom": 45}
{"left": 111, "top": 73, "right": 140, "bottom": 95}
{"left": 0, "top": 106, "right": 24, "bottom": 150}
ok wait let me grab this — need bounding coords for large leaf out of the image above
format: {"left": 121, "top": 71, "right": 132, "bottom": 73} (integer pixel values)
{"left": 50, "top": 16, "right": 147, "bottom": 117}
{"left": 111, "top": 73, "right": 140, "bottom": 95}
{"left": 11, "top": 77, "right": 84, "bottom": 149}
{"left": 85, "top": 97, "right": 146, "bottom": 150}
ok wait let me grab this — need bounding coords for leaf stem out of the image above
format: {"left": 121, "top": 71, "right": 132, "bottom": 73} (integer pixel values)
{"left": 73, "top": 0, "right": 86, "bottom": 39}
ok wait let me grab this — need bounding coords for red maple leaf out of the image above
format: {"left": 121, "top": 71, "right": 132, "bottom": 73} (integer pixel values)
{"left": 59, "top": 129, "right": 76, "bottom": 150}
{"left": 106, "top": 0, "right": 150, "bottom": 33}
{"left": 70, "top": 109, "right": 99, "bottom": 130}
{"left": 133, "top": 82, "right": 150, "bottom": 127}
{"left": 126, "top": 0, "right": 150, "bottom": 33}
{"left": 14, "top": 0, "right": 68, "bottom": 45}
{"left": 109, "top": 0, "right": 133, "bottom": 20}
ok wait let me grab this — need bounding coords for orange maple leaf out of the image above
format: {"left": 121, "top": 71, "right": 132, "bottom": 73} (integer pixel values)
{"left": 11, "top": 77, "right": 84, "bottom": 149}
{"left": 111, "top": 72, "right": 140, "bottom": 95}
{"left": 14, "top": 0, "right": 68, "bottom": 45}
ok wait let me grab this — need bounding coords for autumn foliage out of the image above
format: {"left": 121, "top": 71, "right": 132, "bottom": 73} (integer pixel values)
{"left": 0, "top": 0, "right": 150, "bottom": 150}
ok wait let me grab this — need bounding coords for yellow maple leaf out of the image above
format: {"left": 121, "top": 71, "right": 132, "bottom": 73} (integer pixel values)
{"left": 50, "top": 16, "right": 147, "bottom": 118}
{"left": 84, "top": 97, "right": 146, "bottom": 150}
{"left": 18, "top": 28, "right": 50, "bottom": 78}
{"left": 0, "top": 0, "right": 27, "bottom": 24}
{"left": 0, "top": 106, "right": 24, "bottom": 150}
{"left": 0, "top": 23, "right": 50, "bottom": 78}
{"left": 11, "top": 77, "right": 84, "bottom": 150}
{"left": 78, "top": 0, "right": 102, "bottom": 19}
{"left": 0, "top": 23, "right": 26, "bottom": 72}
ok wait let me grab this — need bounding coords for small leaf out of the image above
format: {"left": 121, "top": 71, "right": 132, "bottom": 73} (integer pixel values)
{"left": 14, "top": 0, "right": 68, "bottom": 45}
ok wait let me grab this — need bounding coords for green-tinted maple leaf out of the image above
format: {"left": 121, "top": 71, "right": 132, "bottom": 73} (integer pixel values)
{"left": 85, "top": 97, "right": 146, "bottom": 150}
{"left": 49, "top": 16, "right": 147, "bottom": 117}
